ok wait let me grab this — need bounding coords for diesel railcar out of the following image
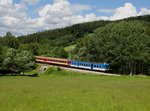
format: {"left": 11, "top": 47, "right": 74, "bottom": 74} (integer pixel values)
{"left": 70, "top": 61, "right": 109, "bottom": 71}
{"left": 36, "top": 56, "right": 109, "bottom": 71}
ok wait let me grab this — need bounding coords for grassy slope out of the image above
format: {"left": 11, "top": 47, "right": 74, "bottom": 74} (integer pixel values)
{"left": 64, "top": 44, "right": 76, "bottom": 52}
{"left": 0, "top": 71, "right": 150, "bottom": 111}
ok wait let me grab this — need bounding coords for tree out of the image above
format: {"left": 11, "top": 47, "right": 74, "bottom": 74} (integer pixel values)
{"left": 2, "top": 48, "right": 35, "bottom": 74}
{"left": 0, "top": 46, "right": 3, "bottom": 69}
{"left": 15, "top": 51, "right": 35, "bottom": 74}
{"left": 3, "top": 48, "right": 17, "bottom": 72}
{"left": 2, "top": 32, "right": 20, "bottom": 49}
{"left": 19, "top": 42, "right": 39, "bottom": 55}
{"left": 50, "top": 47, "right": 68, "bottom": 58}
{"left": 74, "top": 21, "right": 150, "bottom": 75}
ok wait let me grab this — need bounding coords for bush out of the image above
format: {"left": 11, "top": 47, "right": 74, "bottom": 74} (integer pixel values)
{"left": 43, "top": 67, "right": 58, "bottom": 75}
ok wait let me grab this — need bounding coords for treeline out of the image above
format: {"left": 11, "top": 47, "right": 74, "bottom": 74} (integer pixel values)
{"left": 0, "top": 15, "right": 150, "bottom": 75}
{"left": 18, "top": 20, "right": 110, "bottom": 45}
{"left": 17, "top": 20, "right": 110, "bottom": 57}
{"left": 0, "top": 47, "right": 35, "bottom": 75}
{"left": 0, "top": 33, "right": 35, "bottom": 74}
{"left": 74, "top": 20, "right": 150, "bottom": 75}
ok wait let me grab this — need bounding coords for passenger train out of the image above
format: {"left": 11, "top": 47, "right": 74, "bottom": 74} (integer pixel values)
{"left": 36, "top": 56, "right": 109, "bottom": 72}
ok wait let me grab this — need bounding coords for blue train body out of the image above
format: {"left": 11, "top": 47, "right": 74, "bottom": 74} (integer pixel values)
{"left": 70, "top": 60, "right": 109, "bottom": 71}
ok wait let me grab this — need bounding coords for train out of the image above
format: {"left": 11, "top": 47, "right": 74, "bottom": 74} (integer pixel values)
{"left": 36, "top": 56, "right": 110, "bottom": 72}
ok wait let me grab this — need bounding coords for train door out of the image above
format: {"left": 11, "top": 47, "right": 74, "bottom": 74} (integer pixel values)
{"left": 91, "top": 64, "right": 93, "bottom": 70}
{"left": 77, "top": 62, "right": 79, "bottom": 67}
{"left": 67, "top": 60, "right": 70, "bottom": 67}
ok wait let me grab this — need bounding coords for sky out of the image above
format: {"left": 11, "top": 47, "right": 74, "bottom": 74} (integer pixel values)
{"left": 0, "top": 0, "right": 150, "bottom": 36}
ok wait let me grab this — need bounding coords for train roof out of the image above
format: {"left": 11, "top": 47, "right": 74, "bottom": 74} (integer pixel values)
{"left": 71, "top": 60, "right": 109, "bottom": 65}
{"left": 36, "top": 56, "right": 69, "bottom": 61}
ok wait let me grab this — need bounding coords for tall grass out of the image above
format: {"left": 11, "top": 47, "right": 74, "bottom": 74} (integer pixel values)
{"left": 0, "top": 69, "right": 150, "bottom": 111}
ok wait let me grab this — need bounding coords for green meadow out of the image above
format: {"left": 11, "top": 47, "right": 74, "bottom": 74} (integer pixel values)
{"left": 0, "top": 69, "right": 150, "bottom": 111}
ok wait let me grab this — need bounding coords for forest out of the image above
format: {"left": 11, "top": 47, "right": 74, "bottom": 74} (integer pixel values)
{"left": 0, "top": 15, "right": 150, "bottom": 75}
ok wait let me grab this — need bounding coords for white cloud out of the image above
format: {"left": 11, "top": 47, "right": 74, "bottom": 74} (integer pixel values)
{"left": 0, "top": 0, "right": 41, "bottom": 36}
{"left": 0, "top": 0, "right": 13, "bottom": 6}
{"left": 39, "top": 0, "right": 91, "bottom": 18}
{"left": 0, "top": 0, "right": 13, "bottom": 16}
{"left": 138, "top": 8, "right": 150, "bottom": 16}
{"left": 15, "top": 2, "right": 26, "bottom": 11}
{"left": 97, "top": 3, "right": 147, "bottom": 20}
{"left": 110, "top": 3, "right": 137, "bottom": 20}
{"left": 39, "top": 1, "right": 72, "bottom": 18}
{"left": 0, "top": 0, "right": 150, "bottom": 36}
{"left": 38, "top": 0, "right": 93, "bottom": 30}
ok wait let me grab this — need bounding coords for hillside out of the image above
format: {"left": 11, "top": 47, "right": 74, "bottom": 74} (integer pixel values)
{"left": 18, "top": 20, "right": 110, "bottom": 48}
{"left": 73, "top": 16, "right": 150, "bottom": 75}
{"left": 18, "top": 15, "right": 150, "bottom": 45}
{"left": 1, "top": 15, "right": 150, "bottom": 75}
{"left": 16, "top": 15, "right": 150, "bottom": 57}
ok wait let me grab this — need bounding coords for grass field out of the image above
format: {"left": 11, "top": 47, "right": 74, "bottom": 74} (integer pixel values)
{"left": 0, "top": 70, "right": 150, "bottom": 111}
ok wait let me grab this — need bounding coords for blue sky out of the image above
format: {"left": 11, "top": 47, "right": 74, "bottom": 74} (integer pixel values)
{"left": 0, "top": 0, "right": 150, "bottom": 36}
{"left": 25, "top": 0, "right": 150, "bottom": 18}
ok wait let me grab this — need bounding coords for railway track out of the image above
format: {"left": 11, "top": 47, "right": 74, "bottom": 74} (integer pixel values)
{"left": 38, "top": 63, "right": 120, "bottom": 76}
